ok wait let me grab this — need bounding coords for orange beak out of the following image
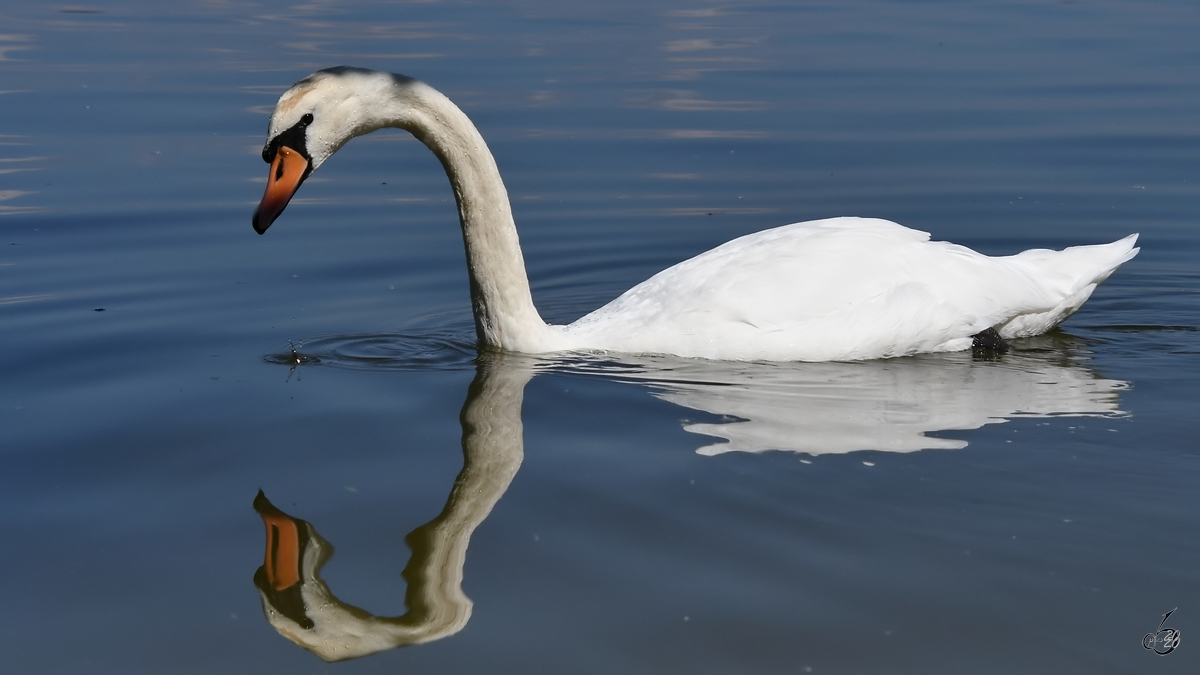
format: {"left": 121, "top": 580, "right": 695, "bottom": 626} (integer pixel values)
{"left": 253, "top": 145, "right": 310, "bottom": 234}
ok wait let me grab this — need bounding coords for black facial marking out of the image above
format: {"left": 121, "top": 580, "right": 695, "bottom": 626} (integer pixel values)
{"left": 261, "top": 113, "right": 314, "bottom": 165}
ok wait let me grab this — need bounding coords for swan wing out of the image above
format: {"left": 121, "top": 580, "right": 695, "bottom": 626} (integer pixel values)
{"left": 566, "top": 217, "right": 1065, "bottom": 361}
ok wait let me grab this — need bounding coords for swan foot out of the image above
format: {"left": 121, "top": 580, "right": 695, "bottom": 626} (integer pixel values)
{"left": 971, "top": 327, "right": 1010, "bottom": 355}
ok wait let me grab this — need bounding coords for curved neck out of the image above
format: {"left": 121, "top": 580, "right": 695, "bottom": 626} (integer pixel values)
{"left": 384, "top": 82, "right": 551, "bottom": 349}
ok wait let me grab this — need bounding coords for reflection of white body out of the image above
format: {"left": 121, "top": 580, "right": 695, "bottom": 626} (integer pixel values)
{"left": 254, "top": 67, "right": 1139, "bottom": 361}
{"left": 253, "top": 349, "right": 1129, "bottom": 662}
{"left": 611, "top": 351, "right": 1128, "bottom": 455}
{"left": 550, "top": 347, "right": 1129, "bottom": 455}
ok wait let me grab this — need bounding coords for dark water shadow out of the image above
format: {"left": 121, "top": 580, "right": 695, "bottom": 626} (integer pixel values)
{"left": 1076, "top": 323, "right": 1200, "bottom": 356}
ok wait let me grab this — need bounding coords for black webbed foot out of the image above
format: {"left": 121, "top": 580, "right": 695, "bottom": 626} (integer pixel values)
{"left": 971, "top": 327, "right": 1010, "bottom": 355}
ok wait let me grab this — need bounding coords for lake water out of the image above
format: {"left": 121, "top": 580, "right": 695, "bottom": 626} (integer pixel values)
{"left": 2, "top": 0, "right": 1199, "bottom": 672}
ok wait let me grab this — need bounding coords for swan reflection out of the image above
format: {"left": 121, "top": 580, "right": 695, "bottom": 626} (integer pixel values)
{"left": 253, "top": 338, "right": 1127, "bottom": 660}
{"left": 253, "top": 353, "right": 531, "bottom": 662}
{"left": 577, "top": 336, "right": 1128, "bottom": 455}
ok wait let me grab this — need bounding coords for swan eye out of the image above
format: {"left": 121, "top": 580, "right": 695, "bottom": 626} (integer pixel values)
{"left": 301, "top": 113, "right": 314, "bottom": 125}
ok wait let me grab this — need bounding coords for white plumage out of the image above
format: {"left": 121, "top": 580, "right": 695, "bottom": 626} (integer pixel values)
{"left": 253, "top": 67, "right": 1138, "bottom": 362}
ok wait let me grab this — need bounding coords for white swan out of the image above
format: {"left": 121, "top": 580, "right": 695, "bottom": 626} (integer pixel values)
{"left": 253, "top": 67, "right": 1139, "bottom": 361}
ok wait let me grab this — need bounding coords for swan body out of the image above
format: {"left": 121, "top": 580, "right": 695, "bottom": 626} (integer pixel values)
{"left": 253, "top": 67, "right": 1138, "bottom": 361}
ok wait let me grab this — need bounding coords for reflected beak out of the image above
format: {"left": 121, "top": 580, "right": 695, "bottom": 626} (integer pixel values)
{"left": 254, "top": 490, "right": 303, "bottom": 591}
{"left": 253, "top": 145, "right": 309, "bottom": 234}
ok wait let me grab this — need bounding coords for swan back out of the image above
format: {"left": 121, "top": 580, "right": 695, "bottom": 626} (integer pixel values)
{"left": 565, "top": 218, "right": 1136, "bottom": 361}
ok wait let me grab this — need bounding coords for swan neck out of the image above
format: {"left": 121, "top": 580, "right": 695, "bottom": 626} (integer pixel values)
{"left": 393, "top": 83, "right": 549, "bottom": 349}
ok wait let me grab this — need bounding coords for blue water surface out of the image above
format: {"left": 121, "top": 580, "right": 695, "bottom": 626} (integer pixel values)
{"left": 2, "top": 1, "right": 1198, "bottom": 673}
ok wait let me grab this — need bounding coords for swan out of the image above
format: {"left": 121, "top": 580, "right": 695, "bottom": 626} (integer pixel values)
{"left": 252, "top": 66, "right": 1139, "bottom": 361}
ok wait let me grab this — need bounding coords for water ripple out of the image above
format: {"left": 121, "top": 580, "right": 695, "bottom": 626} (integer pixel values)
{"left": 263, "top": 333, "right": 477, "bottom": 372}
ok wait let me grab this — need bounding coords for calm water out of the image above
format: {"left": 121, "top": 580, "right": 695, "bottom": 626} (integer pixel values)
{"left": 2, "top": 1, "right": 1199, "bottom": 673}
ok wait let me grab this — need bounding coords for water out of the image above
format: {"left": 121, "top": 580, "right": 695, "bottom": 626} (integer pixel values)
{"left": 2, "top": 0, "right": 1198, "bottom": 672}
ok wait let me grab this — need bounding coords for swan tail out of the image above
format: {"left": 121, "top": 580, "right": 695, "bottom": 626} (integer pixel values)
{"left": 998, "top": 233, "right": 1139, "bottom": 338}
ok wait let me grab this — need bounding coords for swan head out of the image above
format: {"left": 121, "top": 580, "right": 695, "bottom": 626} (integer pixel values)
{"left": 252, "top": 67, "right": 417, "bottom": 234}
